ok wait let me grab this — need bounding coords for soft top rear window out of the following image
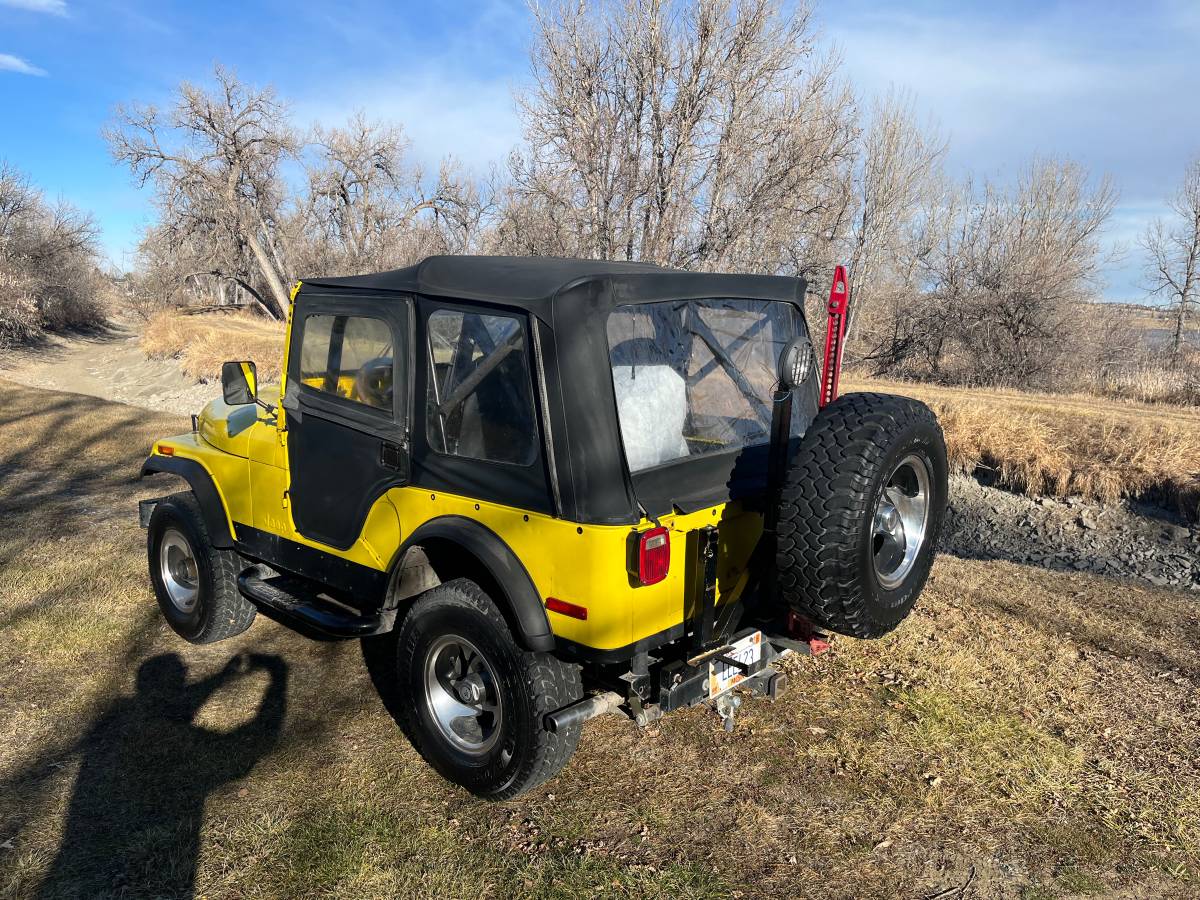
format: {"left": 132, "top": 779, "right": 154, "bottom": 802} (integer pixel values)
{"left": 607, "top": 298, "right": 803, "bottom": 472}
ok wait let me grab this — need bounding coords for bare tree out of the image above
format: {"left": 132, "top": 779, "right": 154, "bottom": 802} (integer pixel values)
{"left": 843, "top": 89, "right": 946, "bottom": 341}
{"left": 861, "top": 159, "right": 1116, "bottom": 387}
{"left": 105, "top": 66, "right": 299, "bottom": 319}
{"left": 301, "top": 114, "right": 493, "bottom": 274}
{"left": 1140, "top": 156, "right": 1200, "bottom": 366}
{"left": 305, "top": 114, "right": 427, "bottom": 271}
{"left": 945, "top": 162, "right": 1115, "bottom": 385}
{"left": 504, "top": 0, "right": 856, "bottom": 273}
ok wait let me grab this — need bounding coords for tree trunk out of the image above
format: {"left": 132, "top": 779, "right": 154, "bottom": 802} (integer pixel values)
{"left": 244, "top": 231, "right": 289, "bottom": 319}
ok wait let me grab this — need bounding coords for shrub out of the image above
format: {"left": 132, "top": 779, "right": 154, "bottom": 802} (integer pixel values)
{"left": 0, "top": 161, "right": 107, "bottom": 346}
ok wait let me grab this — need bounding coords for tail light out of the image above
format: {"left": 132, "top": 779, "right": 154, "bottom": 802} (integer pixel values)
{"left": 635, "top": 526, "right": 670, "bottom": 585}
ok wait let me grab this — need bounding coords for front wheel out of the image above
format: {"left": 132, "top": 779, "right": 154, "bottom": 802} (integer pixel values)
{"left": 775, "top": 392, "right": 948, "bottom": 638}
{"left": 147, "top": 492, "right": 257, "bottom": 644}
{"left": 372, "top": 579, "right": 583, "bottom": 799}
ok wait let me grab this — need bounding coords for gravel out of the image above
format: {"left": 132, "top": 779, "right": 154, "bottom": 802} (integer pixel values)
{"left": 939, "top": 475, "right": 1199, "bottom": 591}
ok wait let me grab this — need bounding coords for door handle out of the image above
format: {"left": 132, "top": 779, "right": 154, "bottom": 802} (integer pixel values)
{"left": 380, "top": 442, "right": 404, "bottom": 470}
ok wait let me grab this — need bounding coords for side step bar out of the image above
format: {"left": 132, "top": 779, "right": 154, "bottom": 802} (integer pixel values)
{"left": 237, "top": 565, "right": 394, "bottom": 639}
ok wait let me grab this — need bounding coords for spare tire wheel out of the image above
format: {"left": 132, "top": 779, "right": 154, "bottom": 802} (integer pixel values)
{"left": 775, "top": 392, "right": 949, "bottom": 639}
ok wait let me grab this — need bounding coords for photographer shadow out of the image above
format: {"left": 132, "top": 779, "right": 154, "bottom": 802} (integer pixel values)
{"left": 38, "top": 652, "right": 287, "bottom": 899}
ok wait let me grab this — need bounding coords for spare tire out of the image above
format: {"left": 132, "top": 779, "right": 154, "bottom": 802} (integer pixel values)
{"left": 776, "top": 392, "right": 948, "bottom": 639}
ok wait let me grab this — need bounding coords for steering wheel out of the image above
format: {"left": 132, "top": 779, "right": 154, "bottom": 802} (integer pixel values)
{"left": 354, "top": 356, "right": 394, "bottom": 409}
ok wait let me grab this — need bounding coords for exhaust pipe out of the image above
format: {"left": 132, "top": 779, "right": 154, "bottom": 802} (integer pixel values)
{"left": 543, "top": 691, "right": 624, "bottom": 733}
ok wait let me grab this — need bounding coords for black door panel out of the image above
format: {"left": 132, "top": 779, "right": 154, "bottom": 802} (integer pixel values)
{"left": 286, "top": 294, "right": 412, "bottom": 550}
{"left": 287, "top": 411, "right": 402, "bottom": 549}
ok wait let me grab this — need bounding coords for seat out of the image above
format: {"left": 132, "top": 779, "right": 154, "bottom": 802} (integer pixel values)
{"left": 452, "top": 354, "right": 535, "bottom": 464}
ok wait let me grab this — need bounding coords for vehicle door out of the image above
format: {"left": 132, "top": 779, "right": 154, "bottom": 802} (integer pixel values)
{"left": 281, "top": 293, "right": 411, "bottom": 549}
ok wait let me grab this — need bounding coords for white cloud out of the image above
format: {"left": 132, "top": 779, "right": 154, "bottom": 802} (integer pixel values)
{"left": 286, "top": 0, "right": 529, "bottom": 175}
{"left": 0, "top": 53, "right": 47, "bottom": 76}
{"left": 293, "top": 68, "right": 523, "bottom": 174}
{"left": 843, "top": 16, "right": 1193, "bottom": 189}
{"left": 0, "top": 0, "right": 67, "bottom": 14}
{"left": 827, "top": 12, "right": 1134, "bottom": 157}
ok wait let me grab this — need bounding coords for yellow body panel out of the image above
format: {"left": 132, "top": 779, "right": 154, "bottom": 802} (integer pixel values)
{"left": 151, "top": 279, "right": 757, "bottom": 652}
{"left": 383, "top": 488, "right": 758, "bottom": 650}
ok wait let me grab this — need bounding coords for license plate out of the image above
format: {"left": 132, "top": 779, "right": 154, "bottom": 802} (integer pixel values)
{"left": 708, "top": 631, "right": 764, "bottom": 698}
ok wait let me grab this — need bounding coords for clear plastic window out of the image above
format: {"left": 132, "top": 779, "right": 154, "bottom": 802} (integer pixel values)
{"left": 425, "top": 309, "right": 537, "bottom": 465}
{"left": 607, "top": 298, "right": 801, "bottom": 472}
{"left": 299, "top": 314, "right": 395, "bottom": 411}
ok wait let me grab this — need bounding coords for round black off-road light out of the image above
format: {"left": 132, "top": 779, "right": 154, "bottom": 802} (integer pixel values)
{"left": 778, "top": 335, "right": 814, "bottom": 390}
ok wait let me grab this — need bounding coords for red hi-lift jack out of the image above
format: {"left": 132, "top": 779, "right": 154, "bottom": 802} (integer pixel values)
{"left": 785, "top": 610, "right": 832, "bottom": 656}
{"left": 778, "top": 264, "right": 850, "bottom": 657}
{"left": 819, "top": 265, "right": 850, "bottom": 409}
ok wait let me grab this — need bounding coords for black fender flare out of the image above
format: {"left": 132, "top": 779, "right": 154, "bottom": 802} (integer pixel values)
{"left": 140, "top": 455, "right": 235, "bottom": 549}
{"left": 391, "top": 516, "right": 554, "bottom": 653}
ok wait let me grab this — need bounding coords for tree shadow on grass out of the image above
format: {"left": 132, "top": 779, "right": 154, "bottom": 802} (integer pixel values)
{"left": 35, "top": 652, "right": 288, "bottom": 900}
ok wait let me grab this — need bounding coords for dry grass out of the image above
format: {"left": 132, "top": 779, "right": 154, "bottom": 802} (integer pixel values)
{"left": 2, "top": 379, "right": 1200, "bottom": 898}
{"left": 845, "top": 377, "right": 1200, "bottom": 519}
{"left": 1095, "top": 364, "right": 1200, "bottom": 407}
{"left": 140, "top": 311, "right": 285, "bottom": 383}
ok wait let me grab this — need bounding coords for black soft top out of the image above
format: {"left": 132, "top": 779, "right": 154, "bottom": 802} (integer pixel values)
{"left": 302, "top": 255, "right": 805, "bottom": 319}
{"left": 296, "top": 255, "right": 813, "bottom": 525}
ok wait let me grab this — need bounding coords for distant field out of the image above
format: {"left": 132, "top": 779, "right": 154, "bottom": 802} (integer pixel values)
{"left": 1, "top": 380, "right": 1198, "bottom": 898}
{"left": 1105, "top": 300, "right": 1197, "bottom": 350}
{"left": 844, "top": 377, "right": 1200, "bottom": 520}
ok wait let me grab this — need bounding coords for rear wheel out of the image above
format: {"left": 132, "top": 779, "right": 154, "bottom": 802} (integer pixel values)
{"left": 147, "top": 492, "right": 257, "bottom": 644}
{"left": 369, "top": 579, "right": 582, "bottom": 799}
{"left": 776, "top": 393, "right": 948, "bottom": 638}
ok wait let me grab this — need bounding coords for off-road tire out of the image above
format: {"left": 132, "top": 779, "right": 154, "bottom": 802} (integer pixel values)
{"left": 147, "top": 491, "right": 257, "bottom": 644}
{"left": 776, "top": 392, "right": 948, "bottom": 639}
{"left": 367, "top": 579, "right": 582, "bottom": 799}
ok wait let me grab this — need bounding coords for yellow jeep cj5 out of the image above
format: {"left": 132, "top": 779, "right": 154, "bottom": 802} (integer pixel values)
{"left": 140, "top": 256, "right": 948, "bottom": 798}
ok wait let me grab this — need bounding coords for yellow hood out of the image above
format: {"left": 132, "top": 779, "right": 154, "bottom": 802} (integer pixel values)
{"left": 196, "top": 386, "right": 280, "bottom": 458}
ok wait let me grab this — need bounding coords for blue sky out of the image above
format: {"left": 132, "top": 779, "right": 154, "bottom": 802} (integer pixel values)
{"left": 1, "top": 0, "right": 1198, "bottom": 300}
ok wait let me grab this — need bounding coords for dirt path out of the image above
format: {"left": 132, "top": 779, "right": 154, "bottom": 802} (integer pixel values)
{"left": 0, "top": 319, "right": 218, "bottom": 416}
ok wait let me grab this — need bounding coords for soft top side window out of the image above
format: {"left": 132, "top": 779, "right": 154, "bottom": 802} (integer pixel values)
{"left": 425, "top": 308, "right": 537, "bottom": 466}
{"left": 299, "top": 314, "right": 395, "bottom": 412}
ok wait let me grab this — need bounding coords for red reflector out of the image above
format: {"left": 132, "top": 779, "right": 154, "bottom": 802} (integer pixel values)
{"left": 545, "top": 597, "right": 588, "bottom": 620}
{"left": 637, "top": 526, "right": 670, "bottom": 585}
{"left": 158, "top": 445, "right": 175, "bottom": 456}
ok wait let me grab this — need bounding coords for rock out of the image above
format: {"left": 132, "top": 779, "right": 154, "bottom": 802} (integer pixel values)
{"left": 939, "top": 474, "right": 1197, "bottom": 593}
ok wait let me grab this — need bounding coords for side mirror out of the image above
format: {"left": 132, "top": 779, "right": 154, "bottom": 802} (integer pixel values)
{"left": 221, "top": 361, "right": 258, "bottom": 406}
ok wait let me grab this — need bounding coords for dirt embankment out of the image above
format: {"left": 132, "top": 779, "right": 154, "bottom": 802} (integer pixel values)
{"left": 943, "top": 477, "right": 1199, "bottom": 591}
{"left": 0, "top": 319, "right": 219, "bottom": 416}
